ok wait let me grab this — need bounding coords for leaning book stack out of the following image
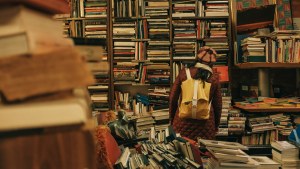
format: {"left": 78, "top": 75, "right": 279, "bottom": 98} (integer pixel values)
{"left": 0, "top": 5, "right": 95, "bottom": 131}
{"left": 0, "top": 2, "right": 97, "bottom": 169}
{"left": 198, "top": 139, "right": 259, "bottom": 169}
{"left": 227, "top": 109, "right": 246, "bottom": 135}
{"left": 271, "top": 141, "right": 300, "bottom": 169}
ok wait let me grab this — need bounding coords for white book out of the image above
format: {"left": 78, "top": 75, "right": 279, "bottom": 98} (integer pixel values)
{"left": 0, "top": 92, "right": 89, "bottom": 132}
{"left": 0, "top": 5, "right": 73, "bottom": 58}
{"left": 250, "top": 156, "right": 280, "bottom": 169}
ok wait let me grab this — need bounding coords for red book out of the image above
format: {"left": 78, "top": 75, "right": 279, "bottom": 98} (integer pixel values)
{"left": 213, "top": 66, "right": 229, "bottom": 82}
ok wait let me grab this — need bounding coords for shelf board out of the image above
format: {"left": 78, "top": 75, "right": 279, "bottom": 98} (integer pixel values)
{"left": 235, "top": 63, "right": 300, "bottom": 69}
{"left": 131, "top": 60, "right": 152, "bottom": 63}
{"left": 234, "top": 105, "right": 300, "bottom": 113}
{"left": 173, "top": 58, "right": 195, "bottom": 61}
{"left": 113, "top": 16, "right": 169, "bottom": 20}
{"left": 147, "top": 59, "right": 171, "bottom": 62}
{"left": 172, "top": 16, "right": 229, "bottom": 20}
{"left": 201, "top": 38, "right": 228, "bottom": 42}
{"left": 62, "top": 17, "right": 107, "bottom": 20}
{"left": 113, "top": 38, "right": 150, "bottom": 42}
{"left": 174, "top": 38, "right": 197, "bottom": 41}
{"left": 113, "top": 82, "right": 152, "bottom": 86}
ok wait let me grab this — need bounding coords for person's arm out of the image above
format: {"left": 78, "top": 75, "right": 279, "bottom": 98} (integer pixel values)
{"left": 169, "top": 69, "right": 184, "bottom": 124}
{"left": 212, "top": 75, "right": 222, "bottom": 131}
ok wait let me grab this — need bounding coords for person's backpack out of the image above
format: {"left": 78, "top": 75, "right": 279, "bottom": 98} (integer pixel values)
{"left": 178, "top": 68, "right": 212, "bottom": 120}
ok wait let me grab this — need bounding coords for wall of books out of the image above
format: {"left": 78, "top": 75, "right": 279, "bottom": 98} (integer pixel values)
{"left": 59, "top": 0, "right": 232, "bottom": 138}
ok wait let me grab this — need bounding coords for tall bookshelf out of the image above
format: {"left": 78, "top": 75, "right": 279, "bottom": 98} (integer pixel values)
{"left": 60, "top": 0, "right": 112, "bottom": 111}
{"left": 63, "top": 0, "right": 233, "bottom": 115}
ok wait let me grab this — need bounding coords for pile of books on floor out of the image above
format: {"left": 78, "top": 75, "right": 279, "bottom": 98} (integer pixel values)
{"left": 248, "top": 116, "right": 276, "bottom": 133}
{"left": 199, "top": 138, "right": 257, "bottom": 169}
{"left": 216, "top": 93, "right": 231, "bottom": 136}
{"left": 136, "top": 115, "right": 156, "bottom": 132}
{"left": 0, "top": 4, "right": 95, "bottom": 131}
{"left": 151, "top": 108, "right": 170, "bottom": 130}
{"left": 270, "top": 113, "right": 293, "bottom": 137}
{"left": 115, "top": 125, "right": 202, "bottom": 169}
{"left": 271, "top": 141, "right": 300, "bottom": 169}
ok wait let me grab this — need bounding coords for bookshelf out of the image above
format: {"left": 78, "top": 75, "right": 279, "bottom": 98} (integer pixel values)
{"left": 234, "top": 105, "right": 300, "bottom": 113}
{"left": 63, "top": 0, "right": 233, "bottom": 114}
{"left": 235, "top": 63, "right": 300, "bottom": 69}
{"left": 59, "top": 0, "right": 112, "bottom": 110}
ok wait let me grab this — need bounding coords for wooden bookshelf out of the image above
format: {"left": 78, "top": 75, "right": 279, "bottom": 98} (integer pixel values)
{"left": 235, "top": 63, "right": 300, "bottom": 69}
{"left": 234, "top": 104, "right": 300, "bottom": 113}
{"left": 172, "top": 16, "right": 229, "bottom": 20}
{"left": 63, "top": 0, "right": 233, "bottom": 112}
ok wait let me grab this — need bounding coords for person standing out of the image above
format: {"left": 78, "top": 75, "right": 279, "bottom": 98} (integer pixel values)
{"left": 169, "top": 46, "right": 222, "bottom": 141}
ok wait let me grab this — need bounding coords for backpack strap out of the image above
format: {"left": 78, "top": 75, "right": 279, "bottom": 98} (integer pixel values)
{"left": 192, "top": 80, "right": 199, "bottom": 118}
{"left": 185, "top": 68, "right": 192, "bottom": 79}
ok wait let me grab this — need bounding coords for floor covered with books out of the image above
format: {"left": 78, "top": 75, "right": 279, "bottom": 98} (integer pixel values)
{"left": 95, "top": 122, "right": 300, "bottom": 169}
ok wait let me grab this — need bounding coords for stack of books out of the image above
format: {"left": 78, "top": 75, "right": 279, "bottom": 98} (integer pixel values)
{"left": 0, "top": 5, "right": 95, "bottom": 131}
{"left": 241, "top": 37, "right": 266, "bottom": 63}
{"left": 199, "top": 139, "right": 259, "bottom": 169}
{"left": 270, "top": 113, "right": 293, "bottom": 138}
{"left": 250, "top": 156, "right": 280, "bottom": 169}
{"left": 204, "top": 0, "right": 229, "bottom": 17}
{"left": 84, "top": 19, "right": 107, "bottom": 38}
{"left": 148, "top": 86, "right": 170, "bottom": 109}
{"left": 173, "top": 20, "right": 197, "bottom": 40}
{"left": 83, "top": 0, "right": 107, "bottom": 18}
{"left": 147, "top": 18, "right": 170, "bottom": 61}
{"left": 113, "top": 62, "right": 139, "bottom": 82}
{"left": 271, "top": 141, "right": 300, "bottom": 169}
{"left": 216, "top": 93, "right": 231, "bottom": 136}
{"left": 113, "top": 41, "right": 136, "bottom": 60}
{"left": 172, "top": 19, "right": 196, "bottom": 60}
{"left": 172, "top": 0, "right": 196, "bottom": 17}
{"left": 136, "top": 116, "right": 156, "bottom": 132}
{"left": 151, "top": 108, "right": 170, "bottom": 130}
{"left": 144, "top": 1, "right": 169, "bottom": 17}
{"left": 248, "top": 116, "right": 276, "bottom": 133}
{"left": 146, "top": 63, "right": 170, "bottom": 84}
{"left": 113, "top": 22, "right": 136, "bottom": 39}
{"left": 227, "top": 109, "right": 246, "bottom": 135}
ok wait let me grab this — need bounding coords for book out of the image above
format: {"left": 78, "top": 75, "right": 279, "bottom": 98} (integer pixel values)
{"left": 0, "top": 5, "right": 73, "bottom": 58}
{"left": 0, "top": 91, "right": 89, "bottom": 132}
{"left": 207, "top": 148, "right": 249, "bottom": 163}
{"left": 0, "top": 0, "right": 70, "bottom": 14}
{"left": 0, "top": 47, "right": 95, "bottom": 101}
{"left": 115, "top": 147, "right": 130, "bottom": 169}
{"left": 250, "top": 156, "right": 280, "bottom": 169}
{"left": 198, "top": 138, "right": 248, "bottom": 150}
